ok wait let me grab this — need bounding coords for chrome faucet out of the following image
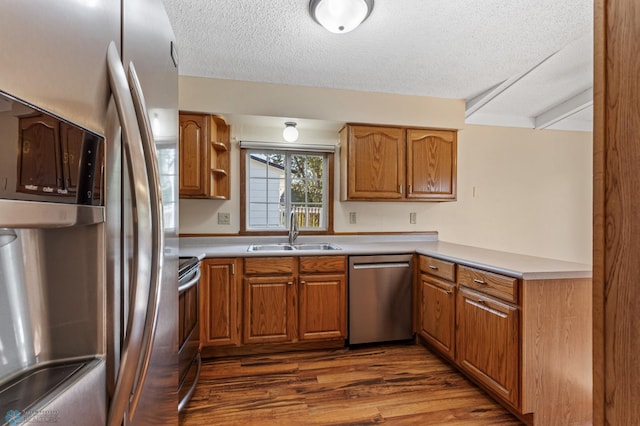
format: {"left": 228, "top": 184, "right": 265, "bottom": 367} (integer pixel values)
{"left": 288, "top": 209, "right": 299, "bottom": 244}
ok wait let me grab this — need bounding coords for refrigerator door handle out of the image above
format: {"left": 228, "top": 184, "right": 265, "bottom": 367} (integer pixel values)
{"left": 105, "top": 41, "right": 154, "bottom": 426}
{"left": 125, "top": 61, "right": 166, "bottom": 420}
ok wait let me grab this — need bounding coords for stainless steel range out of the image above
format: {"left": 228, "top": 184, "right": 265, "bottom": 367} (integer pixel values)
{"left": 178, "top": 257, "right": 201, "bottom": 412}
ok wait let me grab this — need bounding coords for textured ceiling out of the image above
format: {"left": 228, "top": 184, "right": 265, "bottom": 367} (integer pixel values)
{"left": 162, "top": 0, "right": 594, "bottom": 131}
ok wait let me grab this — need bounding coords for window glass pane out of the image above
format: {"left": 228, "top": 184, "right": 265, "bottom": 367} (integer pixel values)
{"left": 246, "top": 149, "right": 327, "bottom": 231}
{"left": 248, "top": 203, "right": 266, "bottom": 227}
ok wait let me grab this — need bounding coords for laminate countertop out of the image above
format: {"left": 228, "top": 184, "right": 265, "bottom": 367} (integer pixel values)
{"left": 179, "top": 234, "right": 591, "bottom": 281}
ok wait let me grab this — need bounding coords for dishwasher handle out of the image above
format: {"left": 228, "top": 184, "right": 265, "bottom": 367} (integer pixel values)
{"left": 352, "top": 262, "right": 411, "bottom": 270}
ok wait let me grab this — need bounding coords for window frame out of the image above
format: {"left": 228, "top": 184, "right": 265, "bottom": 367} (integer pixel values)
{"left": 240, "top": 148, "right": 334, "bottom": 235}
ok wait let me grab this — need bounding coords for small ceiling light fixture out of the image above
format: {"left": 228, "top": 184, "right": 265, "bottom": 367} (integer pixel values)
{"left": 283, "top": 121, "right": 299, "bottom": 142}
{"left": 309, "top": 0, "right": 374, "bottom": 34}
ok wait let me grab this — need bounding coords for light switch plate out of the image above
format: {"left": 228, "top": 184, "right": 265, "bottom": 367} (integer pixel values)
{"left": 410, "top": 212, "right": 417, "bottom": 224}
{"left": 349, "top": 212, "right": 357, "bottom": 224}
{"left": 218, "top": 212, "right": 230, "bottom": 225}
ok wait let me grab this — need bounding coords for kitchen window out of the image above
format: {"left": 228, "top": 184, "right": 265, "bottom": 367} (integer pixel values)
{"left": 240, "top": 143, "right": 334, "bottom": 234}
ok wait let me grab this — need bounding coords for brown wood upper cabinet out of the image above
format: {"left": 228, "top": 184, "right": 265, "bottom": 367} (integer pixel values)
{"left": 340, "top": 124, "right": 457, "bottom": 201}
{"left": 406, "top": 129, "right": 456, "bottom": 200}
{"left": 179, "top": 112, "right": 230, "bottom": 199}
{"left": 18, "top": 114, "right": 103, "bottom": 197}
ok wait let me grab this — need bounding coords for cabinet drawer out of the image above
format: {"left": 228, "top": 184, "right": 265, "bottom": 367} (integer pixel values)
{"left": 457, "top": 265, "right": 518, "bottom": 304}
{"left": 420, "top": 255, "right": 455, "bottom": 282}
{"left": 299, "top": 256, "right": 346, "bottom": 274}
{"left": 244, "top": 257, "right": 295, "bottom": 275}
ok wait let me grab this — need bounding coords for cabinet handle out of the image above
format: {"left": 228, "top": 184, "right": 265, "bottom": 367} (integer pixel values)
{"left": 473, "top": 278, "right": 486, "bottom": 285}
{"left": 300, "top": 281, "right": 306, "bottom": 285}
{"left": 408, "top": 184, "right": 412, "bottom": 194}
{"left": 468, "top": 299, "right": 508, "bottom": 318}
{"left": 428, "top": 265, "right": 438, "bottom": 270}
{"left": 445, "top": 290, "right": 452, "bottom": 295}
{"left": 399, "top": 184, "right": 403, "bottom": 194}
{"left": 287, "top": 281, "right": 293, "bottom": 286}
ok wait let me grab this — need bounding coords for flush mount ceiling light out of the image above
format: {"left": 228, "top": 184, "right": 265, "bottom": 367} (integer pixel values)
{"left": 309, "top": 0, "right": 374, "bottom": 34}
{"left": 283, "top": 121, "right": 299, "bottom": 142}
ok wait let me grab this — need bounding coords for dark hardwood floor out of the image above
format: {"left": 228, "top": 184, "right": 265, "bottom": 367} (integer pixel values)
{"left": 180, "top": 343, "right": 523, "bottom": 425}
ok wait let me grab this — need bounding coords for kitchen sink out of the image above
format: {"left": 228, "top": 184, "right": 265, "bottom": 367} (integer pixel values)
{"left": 246, "top": 243, "right": 341, "bottom": 252}
{"left": 291, "top": 243, "right": 341, "bottom": 251}
{"left": 247, "top": 244, "right": 295, "bottom": 252}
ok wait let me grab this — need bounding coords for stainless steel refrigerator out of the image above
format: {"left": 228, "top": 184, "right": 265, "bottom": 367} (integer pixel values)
{"left": 0, "top": 0, "right": 179, "bottom": 424}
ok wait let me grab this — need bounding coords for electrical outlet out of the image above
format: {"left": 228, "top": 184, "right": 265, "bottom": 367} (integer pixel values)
{"left": 218, "top": 212, "right": 230, "bottom": 225}
{"left": 410, "top": 212, "right": 417, "bottom": 224}
{"left": 349, "top": 212, "right": 357, "bottom": 224}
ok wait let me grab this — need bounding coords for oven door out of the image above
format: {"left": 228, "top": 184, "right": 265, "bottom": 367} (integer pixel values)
{"left": 177, "top": 258, "right": 201, "bottom": 412}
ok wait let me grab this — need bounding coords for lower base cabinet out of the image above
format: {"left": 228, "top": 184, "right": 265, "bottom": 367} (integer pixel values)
{"left": 200, "top": 258, "right": 241, "bottom": 347}
{"left": 244, "top": 273, "right": 297, "bottom": 344}
{"left": 418, "top": 274, "right": 456, "bottom": 359}
{"left": 299, "top": 256, "right": 347, "bottom": 341}
{"left": 200, "top": 255, "right": 347, "bottom": 354}
{"left": 418, "top": 255, "right": 592, "bottom": 426}
{"left": 456, "top": 286, "right": 519, "bottom": 408}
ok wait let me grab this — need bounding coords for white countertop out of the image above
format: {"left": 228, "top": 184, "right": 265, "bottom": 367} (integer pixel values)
{"left": 179, "top": 234, "right": 591, "bottom": 280}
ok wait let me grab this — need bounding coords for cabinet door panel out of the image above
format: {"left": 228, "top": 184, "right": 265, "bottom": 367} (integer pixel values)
{"left": 18, "top": 114, "right": 62, "bottom": 191}
{"left": 299, "top": 274, "right": 346, "bottom": 340}
{"left": 201, "top": 259, "right": 240, "bottom": 347}
{"left": 456, "top": 287, "right": 519, "bottom": 407}
{"left": 243, "top": 276, "right": 296, "bottom": 344}
{"left": 179, "top": 114, "right": 207, "bottom": 196}
{"left": 407, "top": 129, "right": 456, "bottom": 200}
{"left": 347, "top": 125, "right": 405, "bottom": 199}
{"left": 419, "top": 275, "right": 455, "bottom": 359}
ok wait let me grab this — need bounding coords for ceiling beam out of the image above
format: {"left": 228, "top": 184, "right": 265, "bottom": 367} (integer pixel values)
{"left": 465, "top": 51, "right": 560, "bottom": 118}
{"left": 534, "top": 87, "right": 593, "bottom": 129}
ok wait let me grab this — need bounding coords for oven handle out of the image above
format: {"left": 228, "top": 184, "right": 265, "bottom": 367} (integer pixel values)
{"left": 178, "top": 353, "right": 202, "bottom": 413}
{"left": 178, "top": 267, "right": 201, "bottom": 294}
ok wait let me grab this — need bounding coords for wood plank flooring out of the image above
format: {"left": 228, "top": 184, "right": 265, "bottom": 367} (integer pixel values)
{"left": 179, "top": 343, "right": 523, "bottom": 425}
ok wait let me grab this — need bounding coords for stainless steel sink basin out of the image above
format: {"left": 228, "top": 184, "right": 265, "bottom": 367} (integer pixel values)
{"left": 246, "top": 243, "right": 341, "bottom": 252}
{"left": 291, "top": 243, "right": 341, "bottom": 251}
{"left": 247, "top": 244, "right": 295, "bottom": 252}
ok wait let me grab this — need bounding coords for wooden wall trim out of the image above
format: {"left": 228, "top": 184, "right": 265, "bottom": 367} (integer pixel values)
{"left": 593, "top": 0, "right": 640, "bottom": 423}
{"left": 592, "top": 0, "right": 606, "bottom": 423}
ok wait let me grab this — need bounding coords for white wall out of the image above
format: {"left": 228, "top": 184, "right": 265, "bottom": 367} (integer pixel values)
{"left": 178, "top": 77, "right": 592, "bottom": 264}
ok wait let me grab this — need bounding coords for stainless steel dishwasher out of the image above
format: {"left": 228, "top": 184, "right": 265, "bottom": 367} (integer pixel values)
{"left": 349, "top": 254, "right": 414, "bottom": 344}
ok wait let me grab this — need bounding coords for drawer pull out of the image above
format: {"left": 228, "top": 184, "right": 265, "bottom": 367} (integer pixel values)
{"left": 429, "top": 265, "right": 438, "bottom": 270}
{"left": 468, "top": 299, "right": 507, "bottom": 318}
{"left": 473, "top": 278, "right": 486, "bottom": 285}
